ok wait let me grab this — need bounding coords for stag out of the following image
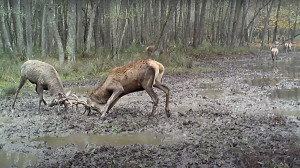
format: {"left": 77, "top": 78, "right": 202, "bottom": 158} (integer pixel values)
{"left": 12, "top": 60, "right": 69, "bottom": 112}
{"left": 86, "top": 59, "right": 170, "bottom": 119}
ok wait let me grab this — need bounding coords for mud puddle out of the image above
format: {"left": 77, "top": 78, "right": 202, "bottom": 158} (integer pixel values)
{"left": 0, "top": 116, "right": 13, "bottom": 124}
{"left": 237, "top": 53, "right": 300, "bottom": 78}
{"left": 272, "top": 109, "right": 300, "bottom": 117}
{"left": 268, "top": 88, "right": 300, "bottom": 101}
{"left": 0, "top": 151, "right": 38, "bottom": 168}
{"left": 33, "top": 131, "right": 173, "bottom": 149}
{"left": 244, "top": 77, "right": 280, "bottom": 87}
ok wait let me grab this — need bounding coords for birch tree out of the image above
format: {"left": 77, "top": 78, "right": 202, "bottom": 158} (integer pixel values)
{"left": 24, "top": 0, "right": 33, "bottom": 60}
{"left": 66, "top": 0, "right": 76, "bottom": 62}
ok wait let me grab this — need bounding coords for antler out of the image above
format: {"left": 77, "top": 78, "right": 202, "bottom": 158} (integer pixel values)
{"left": 48, "top": 93, "right": 91, "bottom": 114}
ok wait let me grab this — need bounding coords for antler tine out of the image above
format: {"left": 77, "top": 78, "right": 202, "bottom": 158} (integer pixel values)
{"left": 65, "top": 95, "right": 91, "bottom": 114}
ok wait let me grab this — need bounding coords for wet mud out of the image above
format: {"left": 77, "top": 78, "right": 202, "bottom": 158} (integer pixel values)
{"left": 1, "top": 52, "right": 300, "bottom": 167}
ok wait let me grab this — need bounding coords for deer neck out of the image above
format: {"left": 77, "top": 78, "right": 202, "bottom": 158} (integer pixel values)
{"left": 48, "top": 80, "right": 65, "bottom": 97}
{"left": 90, "top": 87, "right": 111, "bottom": 104}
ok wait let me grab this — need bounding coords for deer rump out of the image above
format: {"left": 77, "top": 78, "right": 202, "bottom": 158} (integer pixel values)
{"left": 88, "top": 59, "right": 170, "bottom": 119}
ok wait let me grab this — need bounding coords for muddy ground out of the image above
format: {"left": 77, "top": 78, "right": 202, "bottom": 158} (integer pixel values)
{"left": 0, "top": 52, "right": 300, "bottom": 168}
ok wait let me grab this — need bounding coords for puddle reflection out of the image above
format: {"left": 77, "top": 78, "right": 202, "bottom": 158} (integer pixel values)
{"left": 272, "top": 110, "right": 300, "bottom": 117}
{"left": 238, "top": 54, "right": 300, "bottom": 79}
{"left": 268, "top": 88, "right": 300, "bottom": 101}
{"left": 33, "top": 131, "right": 172, "bottom": 149}
{"left": 0, "top": 151, "right": 38, "bottom": 168}
{"left": 245, "top": 77, "right": 280, "bottom": 87}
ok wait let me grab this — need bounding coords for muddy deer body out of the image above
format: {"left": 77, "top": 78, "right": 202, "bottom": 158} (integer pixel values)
{"left": 87, "top": 59, "right": 170, "bottom": 119}
{"left": 12, "top": 60, "right": 66, "bottom": 112}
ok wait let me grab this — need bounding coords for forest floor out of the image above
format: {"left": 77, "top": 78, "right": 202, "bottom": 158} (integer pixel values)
{"left": 0, "top": 52, "right": 300, "bottom": 168}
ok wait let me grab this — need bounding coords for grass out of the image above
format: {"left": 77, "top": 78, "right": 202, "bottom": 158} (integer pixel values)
{"left": 0, "top": 43, "right": 262, "bottom": 97}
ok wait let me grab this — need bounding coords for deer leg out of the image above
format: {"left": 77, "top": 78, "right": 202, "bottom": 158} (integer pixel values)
{"left": 36, "top": 84, "right": 45, "bottom": 113}
{"left": 12, "top": 76, "right": 27, "bottom": 109}
{"left": 154, "top": 82, "right": 170, "bottom": 117}
{"left": 101, "top": 88, "right": 123, "bottom": 119}
{"left": 35, "top": 85, "right": 47, "bottom": 105}
{"left": 107, "top": 97, "right": 121, "bottom": 112}
{"left": 144, "top": 87, "right": 159, "bottom": 117}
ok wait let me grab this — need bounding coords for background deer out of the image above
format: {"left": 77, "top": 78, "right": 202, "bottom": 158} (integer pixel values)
{"left": 87, "top": 59, "right": 170, "bottom": 119}
{"left": 12, "top": 60, "right": 69, "bottom": 112}
{"left": 146, "top": 45, "right": 163, "bottom": 55}
{"left": 270, "top": 46, "right": 279, "bottom": 61}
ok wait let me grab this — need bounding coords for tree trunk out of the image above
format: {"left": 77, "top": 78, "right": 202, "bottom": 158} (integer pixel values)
{"left": 291, "top": 0, "right": 299, "bottom": 43}
{"left": 10, "top": 0, "right": 24, "bottom": 57}
{"left": 95, "top": 0, "right": 104, "bottom": 53}
{"left": 49, "top": 0, "right": 65, "bottom": 64}
{"left": 184, "top": 0, "right": 191, "bottom": 51}
{"left": 192, "top": 0, "right": 200, "bottom": 47}
{"left": 41, "top": 2, "right": 49, "bottom": 58}
{"left": 260, "top": 0, "right": 274, "bottom": 49}
{"left": 239, "top": 0, "right": 249, "bottom": 46}
{"left": 199, "top": 0, "right": 208, "bottom": 45}
{"left": 104, "top": 0, "right": 111, "bottom": 55}
{"left": 154, "top": 0, "right": 178, "bottom": 57}
{"left": 76, "top": 0, "right": 85, "bottom": 52}
{"left": 67, "top": 0, "right": 77, "bottom": 62}
{"left": 24, "top": 0, "right": 33, "bottom": 60}
{"left": 273, "top": 0, "right": 281, "bottom": 42}
{"left": 0, "top": 1, "right": 14, "bottom": 59}
{"left": 226, "top": 0, "right": 235, "bottom": 46}
{"left": 230, "top": 0, "right": 243, "bottom": 48}
{"left": 113, "top": 0, "right": 128, "bottom": 60}
{"left": 86, "top": 0, "right": 99, "bottom": 53}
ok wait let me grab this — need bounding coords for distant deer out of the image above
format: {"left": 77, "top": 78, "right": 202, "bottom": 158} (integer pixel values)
{"left": 284, "top": 42, "right": 290, "bottom": 53}
{"left": 86, "top": 59, "right": 170, "bottom": 119}
{"left": 146, "top": 45, "right": 163, "bottom": 55}
{"left": 288, "top": 42, "right": 292, "bottom": 52}
{"left": 270, "top": 46, "right": 279, "bottom": 61}
{"left": 12, "top": 60, "right": 69, "bottom": 112}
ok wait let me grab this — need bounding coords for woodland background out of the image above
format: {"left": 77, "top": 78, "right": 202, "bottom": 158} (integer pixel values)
{"left": 0, "top": 0, "right": 299, "bottom": 63}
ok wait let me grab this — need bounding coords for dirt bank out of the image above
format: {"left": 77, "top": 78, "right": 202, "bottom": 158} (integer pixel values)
{"left": 0, "top": 52, "right": 299, "bottom": 168}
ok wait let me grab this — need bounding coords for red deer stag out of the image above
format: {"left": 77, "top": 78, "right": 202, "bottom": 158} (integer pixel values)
{"left": 87, "top": 59, "right": 170, "bottom": 119}
{"left": 12, "top": 60, "right": 69, "bottom": 112}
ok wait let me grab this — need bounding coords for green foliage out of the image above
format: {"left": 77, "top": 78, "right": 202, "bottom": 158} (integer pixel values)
{"left": 111, "top": 126, "right": 121, "bottom": 133}
{"left": 189, "top": 42, "right": 257, "bottom": 58}
{"left": 0, "top": 43, "right": 259, "bottom": 97}
{"left": 1, "top": 86, "right": 16, "bottom": 97}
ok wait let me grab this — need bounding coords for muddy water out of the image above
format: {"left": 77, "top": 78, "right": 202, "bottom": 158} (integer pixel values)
{"left": 237, "top": 53, "right": 300, "bottom": 79}
{"left": 0, "top": 151, "right": 38, "bottom": 168}
{"left": 269, "top": 88, "right": 300, "bottom": 101}
{"left": 272, "top": 109, "right": 300, "bottom": 117}
{"left": 33, "top": 131, "right": 172, "bottom": 149}
{"left": 244, "top": 77, "right": 280, "bottom": 87}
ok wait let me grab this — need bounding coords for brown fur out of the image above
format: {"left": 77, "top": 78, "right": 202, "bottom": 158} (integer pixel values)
{"left": 12, "top": 60, "right": 65, "bottom": 112}
{"left": 87, "top": 59, "right": 170, "bottom": 119}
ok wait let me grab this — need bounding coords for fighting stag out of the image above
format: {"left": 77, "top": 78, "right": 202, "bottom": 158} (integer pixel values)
{"left": 86, "top": 59, "right": 170, "bottom": 119}
{"left": 12, "top": 60, "right": 70, "bottom": 112}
